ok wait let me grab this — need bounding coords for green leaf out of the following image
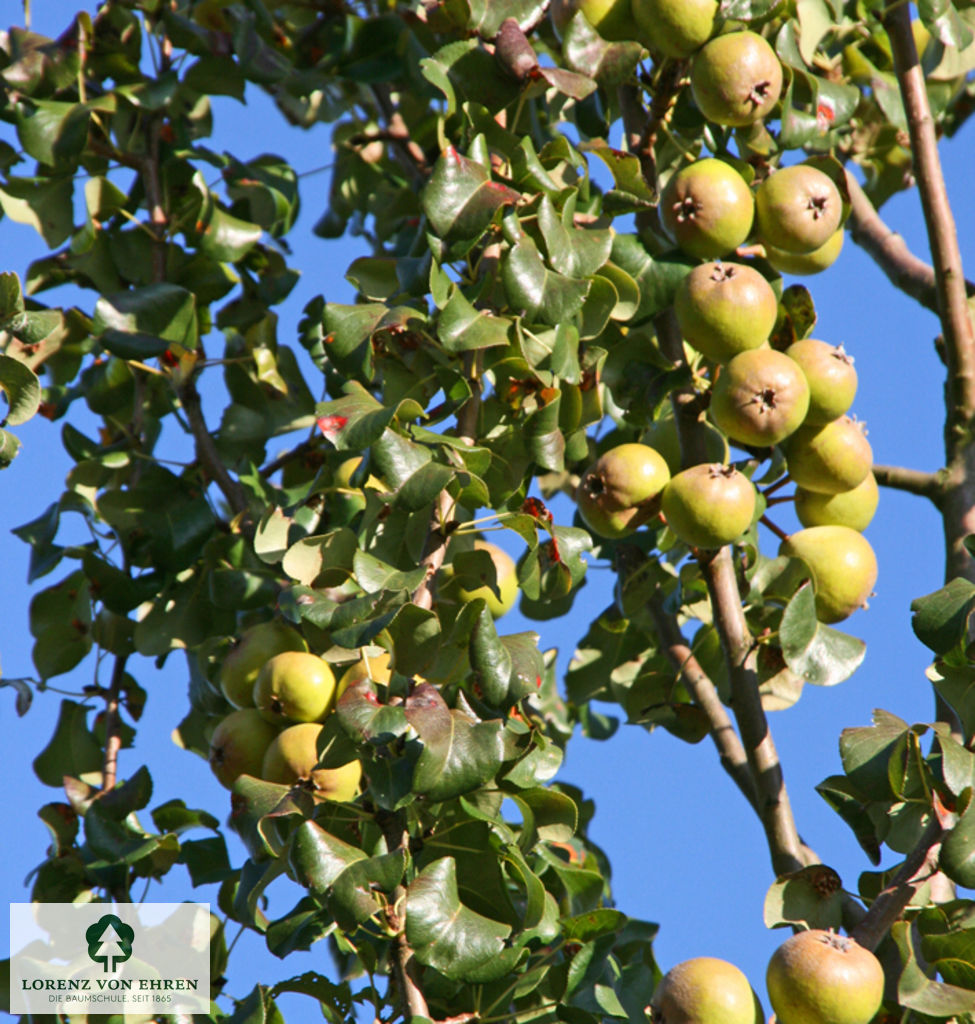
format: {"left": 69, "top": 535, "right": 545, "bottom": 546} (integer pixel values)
{"left": 816, "top": 775, "right": 882, "bottom": 863}
{"left": 406, "top": 684, "right": 505, "bottom": 800}
{"left": 16, "top": 98, "right": 90, "bottom": 167}
{"left": 438, "top": 287, "right": 511, "bottom": 352}
{"left": 919, "top": 0, "right": 975, "bottom": 48}
{"left": 893, "top": 920, "right": 975, "bottom": 1016}
{"left": 562, "top": 909, "right": 627, "bottom": 942}
{"left": 406, "top": 857, "right": 512, "bottom": 981}
{"left": 199, "top": 205, "right": 263, "bottom": 262}
{"left": 32, "top": 699, "right": 104, "bottom": 787}
{"left": 780, "top": 582, "right": 866, "bottom": 686}
{"left": 912, "top": 577, "right": 975, "bottom": 656}
{"left": 720, "top": 0, "right": 782, "bottom": 19}
{"left": 0, "top": 175, "right": 74, "bottom": 247}
{"left": 287, "top": 821, "right": 366, "bottom": 895}
{"left": 610, "top": 235, "right": 694, "bottom": 323}
{"left": 93, "top": 283, "right": 198, "bottom": 359}
{"left": 840, "top": 709, "right": 910, "bottom": 800}
{"left": 940, "top": 795, "right": 975, "bottom": 888}
{"left": 503, "top": 232, "right": 589, "bottom": 326}
{"left": 422, "top": 146, "right": 519, "bottom": 241}
{"left": 0, "top": 354, "right": 40, "bottom": 425}
{"left": 561, "top": 13, "right": 643, "bottom": 84}
{"left": 0, "top": 428, "right": 21, "bottom": 468}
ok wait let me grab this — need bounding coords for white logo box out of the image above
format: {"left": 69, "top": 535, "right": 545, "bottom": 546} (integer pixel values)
{"left": 10, "top": 903, "right": 211, "bottom": 1015}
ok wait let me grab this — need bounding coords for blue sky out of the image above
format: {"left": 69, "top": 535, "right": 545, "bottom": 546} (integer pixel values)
{"left": 2, "top": 1, "right": 972, "bottom": 1016}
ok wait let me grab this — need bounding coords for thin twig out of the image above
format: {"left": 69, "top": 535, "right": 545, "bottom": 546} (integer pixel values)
{"left": 379, "top": 814, "right": 430, "bottom": 1021}
{"left": 850, "top": 817, "right": 944, "bottom": 951}
{"left": 180, "top": 382, "right": 250, "bottom": 517}
{"left": 100, "top": 655, "right": 128, "bottom": 791}
{"left": 873, "top": 463, "right": 943, "bottom": 501}
{"left": 371, "top": 84, "right": 429, "bottom": 179}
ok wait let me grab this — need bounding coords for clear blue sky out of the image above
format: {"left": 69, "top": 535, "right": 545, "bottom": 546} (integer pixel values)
{"left": 2, "top": 1, "right": 971, "bottom": 1016}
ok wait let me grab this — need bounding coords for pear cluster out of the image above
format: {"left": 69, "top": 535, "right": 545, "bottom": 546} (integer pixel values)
{"left": 207, "top": 620, "right": 380, "bottom": 796}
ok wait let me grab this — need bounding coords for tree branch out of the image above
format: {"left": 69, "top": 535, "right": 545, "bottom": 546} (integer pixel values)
{"left": 701, "top": 546, "right": 805, "bottom": 876}
{"left": 379, "top": 814, "right": 430, "bottom": 1021}
{"left": 851, "top": 817, "right": 944, "bottom": 951}
{"left": 653, "top": 310, "right": 805, "bottom": 875}
{"left": 371, "top": 84, "right": 429, "bottom": 180}
{"left": 845, "top": 172, "right": 943, "bottom": 315}
{"left": 648, "top": 597, "right": 760, "bottom": 812}
{"left": 884, "top": 1, "right": 975, "bottom": 456}
{"left": 873, "top": 463, "right": 943, "bottom": 502}
{"left": 100, "top": 655, "right": 128, "bottom": 791}
{"left": 180, "top": 381, "right": 251, "bottom": 517}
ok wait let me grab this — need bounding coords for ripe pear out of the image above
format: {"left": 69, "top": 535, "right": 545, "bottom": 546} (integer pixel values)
{"left": 766, "top": 929, "right": 884, "bottom": 1024}
{"left": 652, "top": 956, "right": 764, "bottom": 1024}
{"left": 780, "top": 526, "right": 878, "bottom": 623}
{"left": 661, "top": 464, "right": 756, "bottom": 549}
{"left": 660, "top": 159, "right": 755, "bottom": 260}
{"left": 643, "top": 412, "right": 728, "bottom": 475}
{"left": 337, "top": 649, "right": 393, "bottom": 697}
{"left": 254, "top": 651, "right": 338, "bottom": 724}
{"left": 784, "top": 417, "right": 872, "bottom": 494}
{"left": 674, "top": 261, "right": 778, "bottom": 363}
{"left": 710, "top": 349, "right": 810, "bottom": 448}
{"left": 765, "top": 229, "right": 844, "bottom": 276}
{"left": 690, "top": 31, "right": 783, "bottom": 127}
{"left": 632, "top": 0, "right": 719, "bottom": 57}
{"left": 577, "top": 442, "right": 671, "bottom": 538}
{"left": 785, "top": 339, "right": 857, "bottom": 425}
{"left": 756, "top": 165, "right": 843, "bottom": 254}
{"left": 219, "top": 621, "right": 308, "bottom": 708}
{"left": 551, "top": 0, "right": 632, "bottom": 40}
{"left": 455, "top": 540, "right": 519, "bottom": 618}
{"left": 262, "top": 722, "right": 362, "bottom": 799}
{"left": 208, "top": 709, "right": 280, "bottom": 789}
{"left": 795, "top": 473, "right": 878, "bottom": 532}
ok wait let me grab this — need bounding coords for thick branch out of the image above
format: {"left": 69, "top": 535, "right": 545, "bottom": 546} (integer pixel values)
{"left": 885, "top": 1, "right": 975, "bottom": 456}
{"left": 702, "top": 546, "right": 805, "bottom": 876}
{"left": 851, "top": 818, "right": 944, "bottom": 951}
{"left": 654, "top": 310, "right": 805, "bottom": 875}
{"left": 873, "top": 463, "right": 943, "bottom": 502}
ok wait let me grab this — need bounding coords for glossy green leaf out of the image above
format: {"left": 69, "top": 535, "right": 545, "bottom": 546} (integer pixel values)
{"left": 839, "top": 709, "right": 910, "bottom": 800}
{"left": 893, "top": 920, "right": 975, "bottom": 1016}
{"left": 780, "top": 582, "right": 866, "bottom": 686}
{"left": 912, "top": 577, "right": 975, "bottom": 656}
{"left": 406, "top": 683, "right": 505, "bottom": 800}
{"left": 940, "top": 795, "right": 975, "bottom": 888}
{"left": 287, "top": 821, "right": 367, "bottom": 895}
{"left": 503, "top": 233, "right": 589, "bottom": 326}
{"left": 406, "top": 857, "right": 512, "bottom": 981}
{"left": 438, "top": 287, "right": 511, "bottom": 352}
{"left": 93, "top": 283, "right": 198, "bottom": 359}
{"left": 422, "top": 146, "right": 519, "bottom": 241}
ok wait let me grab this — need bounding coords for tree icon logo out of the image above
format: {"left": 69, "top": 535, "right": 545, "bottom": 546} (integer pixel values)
{"left": 85, "top": 914, "right": 135, "bottom": 973}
